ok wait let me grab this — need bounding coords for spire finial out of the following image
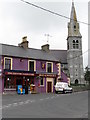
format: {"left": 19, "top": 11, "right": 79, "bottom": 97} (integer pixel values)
{"left": 72, "top": 0, "right": 74, "bottom": 6}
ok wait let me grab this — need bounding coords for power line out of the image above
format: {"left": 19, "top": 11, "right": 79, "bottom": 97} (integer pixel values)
{"left": 21, "top": 0, "right": 89, "bottom": 26}
{"left": 67, "top": 49, "right": 90, "bottom": 61}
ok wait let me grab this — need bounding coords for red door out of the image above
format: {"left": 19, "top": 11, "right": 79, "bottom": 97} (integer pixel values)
{"left": 47, "top": 82, "right": 52, "bottom": 93}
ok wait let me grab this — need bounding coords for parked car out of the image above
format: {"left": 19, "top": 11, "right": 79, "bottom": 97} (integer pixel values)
{"left": 55, "top": 82, "right": 72, "bottom": 93}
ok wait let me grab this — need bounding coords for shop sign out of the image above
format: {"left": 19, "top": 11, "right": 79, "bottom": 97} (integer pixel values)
{"left": 39, "top": 74, "right": 56, "bottom": 77}
{"left": 5, "top": 72, "right": 35, "bottom": 76}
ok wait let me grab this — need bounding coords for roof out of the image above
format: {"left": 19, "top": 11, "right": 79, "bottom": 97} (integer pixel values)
{"left": 0, "top": 44, "right": 67, "bottom": 63}
{"left": 50, "top": 50, "right": 67, "bottom": 63}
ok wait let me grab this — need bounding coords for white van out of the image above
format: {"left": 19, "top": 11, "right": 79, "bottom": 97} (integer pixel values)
{"left": 55, "top": 82, "right": 72, "bottom": 93}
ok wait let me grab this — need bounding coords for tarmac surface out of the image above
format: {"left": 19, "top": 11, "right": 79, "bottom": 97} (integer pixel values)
{"left": 2, "top": 91, "right": 88, "bottom": 118}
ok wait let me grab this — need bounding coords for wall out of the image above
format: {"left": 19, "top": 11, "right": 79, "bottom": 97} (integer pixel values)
{"left": 0, "top": 56, "right": 2, "bottom": 93}
{"left": 61, "top": 71, "right": 68, "bottom": 83}
{"left": 13, "top": 57, "right": 28, "bottom": 71}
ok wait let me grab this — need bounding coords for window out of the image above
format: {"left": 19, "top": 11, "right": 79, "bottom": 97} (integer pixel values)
{"left": 74, "top": 25, "right": 76, "bottom": 31}
{"left": 67, "top": 42, "right": 69, "bottom": 50}
{"left": 40, "top": 77, "right": 44, "bottom": 86}
{"left": 4, "top": 76, "right": 15, "bottom": 88}
{"left": 28, "top": 60, "right": 36, "bottom": 72}
{"left": 4, "top": 57, "right": 12, "bottom": 70}
{"left": 73, "top": 40, "right": 79, "bottom": 49}
{"left": 47, "top": 62, "right": 53, "bottom": 73}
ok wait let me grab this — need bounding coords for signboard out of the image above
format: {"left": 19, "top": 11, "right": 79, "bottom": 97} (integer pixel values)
{"left": 5, "top": 72, "right": 35, "bottom": 76}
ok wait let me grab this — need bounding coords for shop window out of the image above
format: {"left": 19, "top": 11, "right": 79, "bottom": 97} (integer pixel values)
{"left": 4, "top": 57, "right": 12, "bottom": 70}
{"left": 4, "top": 76, "right": 15, "bottom": 88}
{"left": 30, "top": 77, "right": 34, "bottom": 84}
{"left": 28, "top": 60, "right": 36, "bottom": 72}
{"left": 47, "top": 62, "right": 53, "bottom": 73}
{"left": 40, "top": 77, "right": 44, "bottom": 86}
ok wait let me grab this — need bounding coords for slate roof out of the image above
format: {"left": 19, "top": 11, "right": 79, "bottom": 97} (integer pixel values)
{"left": 50, "top": 50, "right": 67, "bottom": 63}
{"left": 0, "top": 44, "right": 67, "bottom": 63}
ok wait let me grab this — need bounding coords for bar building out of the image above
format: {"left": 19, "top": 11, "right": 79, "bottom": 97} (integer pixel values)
{"left": 0, "top": 36, "right": 68, "bottom": 93}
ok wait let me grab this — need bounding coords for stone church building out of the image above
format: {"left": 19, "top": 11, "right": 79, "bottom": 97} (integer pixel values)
{"left": 67, "top": 2, "right": 84, "bottom": 84}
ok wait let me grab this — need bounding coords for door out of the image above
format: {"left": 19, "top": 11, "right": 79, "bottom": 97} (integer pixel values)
{"left": 47, "top": 82, "right": 52, "bottom": 93}
{"left": 16, "top": 79, "right": 22, "bottom": 85}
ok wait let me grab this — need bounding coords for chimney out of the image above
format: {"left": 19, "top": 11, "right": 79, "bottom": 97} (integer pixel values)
{"left": 18, "top": 36, "right": 29, "bottom": 49}
{"left": 41, "top": 44, "right": 50, "bottom": 52}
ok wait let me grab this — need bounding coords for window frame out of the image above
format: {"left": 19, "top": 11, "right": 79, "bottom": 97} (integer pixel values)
{"left": 28, "top": 60, "right": 36, "bottom": 71}
{"left": 46, "top": 62, "right": 53, "bottom": 73}
{"left": 4, "top": 57, "right": 12, "bottom": 70}
{"left": 73, "top": 40, "right": 79, "bottom": 49}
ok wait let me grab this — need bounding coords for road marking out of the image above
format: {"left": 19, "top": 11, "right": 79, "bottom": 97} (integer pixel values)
{"left": 45, "top": 97, "right": 49, "bottom": 100}
{"left": 2, "top": 105, "right": 10, "bottom": 109}
{"left": 40, "top": 99, "right": 44, "bottom": 101}
{"left": 30, "top": 100, "right": 35, "bottom": 103}
{"left": 24, "top": 100, "right": 31, "bottom": 104}
{"left": 18, "top": 102, "right": 24, "bottom": 105}
{"left": 13, "top": 103, "right": 18, "bottom": 106}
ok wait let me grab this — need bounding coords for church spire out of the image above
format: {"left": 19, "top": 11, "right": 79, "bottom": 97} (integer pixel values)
{"left": 70, "top": 1, "right": 77, "bottom": 22}
{"left": 67, "top": 1, "right": 81, "bottom": 37}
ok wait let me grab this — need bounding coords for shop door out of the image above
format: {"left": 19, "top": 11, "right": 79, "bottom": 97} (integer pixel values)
{"left": 47, "top": 82, "right": 52, "bottom": 93}
{"left": 16, "top": 79, "right": 22, "bottom": 85}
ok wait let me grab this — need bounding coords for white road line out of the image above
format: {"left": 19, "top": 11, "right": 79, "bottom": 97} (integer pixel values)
{"left": 24, "top": 100, "right": 30, "bottom": 104}
{"left": 18, "top": 102, "right": 24, "bottom": 105}
{"left": 2, "top": 105, "right": 10, "bottom": 109}
{"left": 40, "top": 99, "right": 44, "bottom": 101}
{"left": 13, "top": 103, "right": 18, "bottom": 106}
{"left": 30, "top": 100, "right": 35, "bottom": 103}
{"left": 45, "top": 97, "right": 50, "bottom": 100}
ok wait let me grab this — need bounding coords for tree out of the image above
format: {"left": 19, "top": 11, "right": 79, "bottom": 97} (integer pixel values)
{"left": 84, "top": 66, "right": 90, "bottom": 85}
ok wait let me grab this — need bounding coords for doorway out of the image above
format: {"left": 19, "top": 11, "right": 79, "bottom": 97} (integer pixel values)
{"left": 16, "top": 79, "right": 22, "bottom": 86}
{"left": 47, "top": 82, "right": 52, "bottom": 93}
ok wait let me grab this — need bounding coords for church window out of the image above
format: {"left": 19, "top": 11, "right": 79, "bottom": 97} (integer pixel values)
{"left": 74, "top": 25, "right": 76, "bottom": 31}
{"left": 74, "top": 25, "right": 76, "bottom": 29}
{"left": 73, "top": 40, "right": 79, "bottom": 49}
{"left": 67, "top": 42, "right": 69, "bottom": 50}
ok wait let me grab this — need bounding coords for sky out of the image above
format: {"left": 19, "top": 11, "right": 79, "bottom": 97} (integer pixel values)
{"left": 0, "top": 0, "right": 89, "bottom": 69}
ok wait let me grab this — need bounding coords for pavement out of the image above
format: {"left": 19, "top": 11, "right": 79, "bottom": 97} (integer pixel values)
{"left": 1, "top": 91, "right": 88, "bottom": 118}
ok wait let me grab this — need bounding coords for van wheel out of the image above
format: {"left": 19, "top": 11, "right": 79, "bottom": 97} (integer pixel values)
{"left": 63, "top": 90, "right": 65, "bottom": 94}
{"left": 55, "top": 91, "right": 58, "bottom": 94}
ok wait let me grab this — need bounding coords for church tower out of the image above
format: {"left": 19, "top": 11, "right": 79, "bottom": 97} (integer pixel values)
{"left": 67, "top": 2, "right": 84, "bottom": 84}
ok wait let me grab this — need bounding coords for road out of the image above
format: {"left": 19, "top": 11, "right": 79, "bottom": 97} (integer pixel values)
{"left": 2, "top": 91, "right": 88, "bottom": 118}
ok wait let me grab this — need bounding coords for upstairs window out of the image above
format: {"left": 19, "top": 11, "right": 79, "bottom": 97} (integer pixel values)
{"left": 47, "top": 62, "right": 53, "bottom": 73}
{"left": 28, "top": 60, "right": 36, "bottom": 72}
{"left": 73, "top": 40, "right": 79, "bottom": 49}
{"left": 4, "top": 57, "right": 12, "bottom": 70}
